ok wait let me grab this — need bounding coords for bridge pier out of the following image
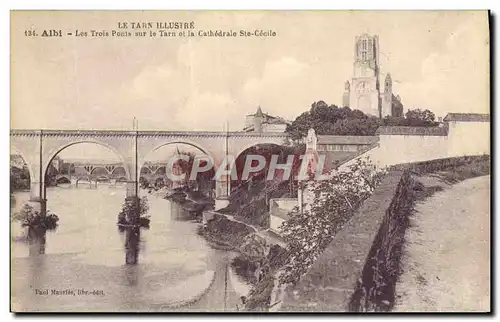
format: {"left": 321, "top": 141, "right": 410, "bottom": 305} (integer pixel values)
{"left": 27, "top": 198, "right": 47, "bottom": 214}
{"left": 214, "top": 179, "right": 231, "bottom": 211}
{"left": 28, "top": 181, "right": 47, "bottom": 213}
{"left": 126, "top": 181, "right": 138, "bottom": 198}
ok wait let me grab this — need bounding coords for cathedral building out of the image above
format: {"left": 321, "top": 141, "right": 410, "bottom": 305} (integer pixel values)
{"left": 342, "top": 34, "right": 404, "bottom": 118}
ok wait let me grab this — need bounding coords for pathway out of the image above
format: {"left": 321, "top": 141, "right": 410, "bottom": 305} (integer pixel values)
{"left": 394, "top": 175, "right": 490, "bottom": 312}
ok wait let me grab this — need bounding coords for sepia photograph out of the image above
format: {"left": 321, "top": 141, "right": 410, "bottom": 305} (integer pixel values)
{"left": 9, "top": 10, "right": 490, "bottom": 313}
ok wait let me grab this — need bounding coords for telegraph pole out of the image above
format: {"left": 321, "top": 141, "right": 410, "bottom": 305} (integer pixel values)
{"left": 39, "top": 129, "right": 44, "bottom": 212}
{"left": 225, "top": 121, "right": 229, "bottom": 197}
{"left": 133, "top": 117, "right": 139, "bottom": 198}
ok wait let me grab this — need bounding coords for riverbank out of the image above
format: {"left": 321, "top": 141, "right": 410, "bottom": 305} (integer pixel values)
{"left": 148, "top": 270, "right": 217, "bottom": 310}
{"left": 197, "top": 208, "right": 289, "bottom": 310}
{"left": 165, "top": 190, "right": 214, "bottom": 221}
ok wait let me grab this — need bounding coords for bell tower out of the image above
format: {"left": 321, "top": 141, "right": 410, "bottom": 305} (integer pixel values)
{"left": 348, "top": 34, "right": 381, "bottom": 117}
{"left": 353, "top": 34, "right": 379, "bottom": 78}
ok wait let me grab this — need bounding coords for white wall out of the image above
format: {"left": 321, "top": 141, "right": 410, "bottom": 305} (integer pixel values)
{"left": 342, "top": 120, "right": 490, "bottom": 169}
{"left": 447, "top": 121, "right": 490, "bottom": 158}
{"left": 370, "top": 134, "right": 449, "bottom": 167}
{"left": 270, "top": 215, "right": 285, "bottom": 233}
{"left": 270, "top": 198, "right": 298, "bottom": 212}
{"left": 263, "top": 123, "right": 287, "bottom": 133}
{"left": 295, "top": 118, "right": 490, "bottom": 229}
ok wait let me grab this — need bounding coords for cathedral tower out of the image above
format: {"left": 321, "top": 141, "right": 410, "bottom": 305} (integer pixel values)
{"left": 347, "top": 34, "right": 381, "bottom": 117}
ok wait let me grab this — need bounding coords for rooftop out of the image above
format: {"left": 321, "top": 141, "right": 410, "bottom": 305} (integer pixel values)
{"left": 443, "top": 113, "right": 490, "bottom": 122}
{"left": 376, "top": 126, "right": 449, "bottom": 136}
{"left": 317, "top": 135, "right": 379, "bottom": 145}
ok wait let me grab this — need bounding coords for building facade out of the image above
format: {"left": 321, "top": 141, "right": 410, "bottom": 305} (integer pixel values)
{"left": 243, "top": 106, "right": 290, "bottom": 132}
{"left": 342, "top": 34, "right": 404, "bottom": 118}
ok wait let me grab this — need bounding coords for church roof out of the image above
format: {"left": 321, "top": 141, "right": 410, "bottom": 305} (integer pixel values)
{"left": 255, "top": 106, "right": 264, "bottom": 117}
{"left": 376, "top": 126, "right": 448, "bottom": 136}
{"left": 443, "top": 113, "right": 490, "bottom": 122}
{"left": 246, "top": 106, "right": 267, "bottom": 117}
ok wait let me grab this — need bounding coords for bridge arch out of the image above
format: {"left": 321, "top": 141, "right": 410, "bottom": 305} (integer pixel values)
{"left": 43, "top": 140, "right": 132, "bottom": 184}
{"left": 139, "top": 140, "right": 216, "bottom": 172}
{"left": 111, "top": 166, "right": 126, "bottom": 177}
{"left": 90, "top": 166, "right": 110, "bottom": 176}
{"left": 115, "top": 176, "right": 128, "bottom": 183}
{"left": 10, "top": 144, "right": 36, "bottom": 183}
{"left": 233, "top": 143, "right": 293, "bottom": 181}
{"left": 153, "top": 165, "right": 166, "bottom": 175}
{"left": 233, "top": 142, "right": 286, "bottom": 163}
{"left": 55, "top": 176, "right": 71, "bottom": 185}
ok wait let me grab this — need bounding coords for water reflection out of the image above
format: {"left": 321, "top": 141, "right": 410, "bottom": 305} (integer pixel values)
{"left": 10, "top": 186, "right": 246, "bottom": 311}
{"left": 27, "top": 227, "right": 46, "bottom": 256}
{"left": 123, "top": 226, "right": 141, "bottom": 265}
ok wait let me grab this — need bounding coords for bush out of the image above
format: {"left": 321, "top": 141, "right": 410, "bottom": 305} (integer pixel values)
{"left": 12, "top": 204, "right": 59, "bottom": 231}
{"left": 117, "top": 196, "right": 150, "bottom": 228}
{"left": 279, "top": 157, "right": 386, "bottom": 285}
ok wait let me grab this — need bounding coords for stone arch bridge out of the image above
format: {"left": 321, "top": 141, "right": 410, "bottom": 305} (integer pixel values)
{"left": 10, "top": 129, "right": 288, "bottom": 211}
{"left": 54, "top": 161, "right": 172, "bottom": 187}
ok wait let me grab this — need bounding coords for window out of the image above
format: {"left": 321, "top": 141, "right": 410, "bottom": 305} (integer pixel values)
{"left": 362, "top": 52, "right": 367, "bottom": 60}
{"left": 362, "top": 39, "right": 367, "bottom": 49}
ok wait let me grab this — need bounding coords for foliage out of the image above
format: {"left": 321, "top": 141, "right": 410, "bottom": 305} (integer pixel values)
{"left": 285, "top": 101, "right": 439, "bottom": 140}
{"left": 405, "top": 108, "right": 436, "bottom": 125}
{"left": 278, "top": 157, "right": 386, "bottom": 285}
{"left": 245, "top": 274, "right": 276, "bottom": 311}
{"left": 10, "top": 166, "right": 30, "bottom": 191}
{"left": 44, "top": 163, "right": 59, "bottom": 186}
{"left": 139, "top": 176, "right": 150, "bottom": 189}
{"left": 117, "top": 196, "right": 150, "bottom": 228}
{"left": 286, "top": 101, "right": 363, "bottom": 140}
{"left": 332, "top": 116, "right": 382, "bottom": 136}
{"left": 382, "top": 108, "right": 438, "bottom": 127}
{"left": 239, "top": 233, "right": 269, "bottom": 260}
{"left": 169, "top": 150, "right": 215, "bottom": 191}
{"left": 12, "top": 204, "right": 59, "bottom": 231}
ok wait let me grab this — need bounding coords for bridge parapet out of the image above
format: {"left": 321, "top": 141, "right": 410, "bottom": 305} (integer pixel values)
{"left": 10, "top": 129, "right": 289, "bottom": 139}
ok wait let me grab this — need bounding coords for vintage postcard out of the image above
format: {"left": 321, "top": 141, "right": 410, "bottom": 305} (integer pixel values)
{"left": 10, "top": 10, "right": 490, "bottom": 313}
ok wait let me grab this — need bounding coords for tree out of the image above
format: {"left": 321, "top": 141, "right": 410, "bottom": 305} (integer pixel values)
{"left": 117, "top": 196, "right": 150, "bottom": 228}
{"left": 405, "top": 108, "right": 436, "bottom": 124}
{"left": 10, "top": 166, "right": 30, "bottom": 191}
{"left": 45, "top": 163, "right": 59, "bottom": 186}
{"left": 278, "top": 157, "right": 386, "bottom": 285}
{"left": 170, "top": 150, "right": 215, "bottom": 193}
{"left": 286, "top": 102, "right": 382, "bottom": 139}
{"left": 12, "top": 203, "right": 59, "bottom": 231}
{"left": 286, "top": 101, "right": 440, "bottom": 140}
{"left": 382, "top": 109, "right": 437, "bottom": 127}
{"left": 332, "top": 116, "right": 382, "bottom": 136}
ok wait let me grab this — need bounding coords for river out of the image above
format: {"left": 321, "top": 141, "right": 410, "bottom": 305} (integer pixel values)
{"left": 10, "top": 184, "right": 248, "bottom": 312}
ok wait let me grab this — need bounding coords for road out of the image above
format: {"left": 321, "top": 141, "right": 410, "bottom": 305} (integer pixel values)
{"left": 395, "top": 175, "right": 490, "bottom": 312}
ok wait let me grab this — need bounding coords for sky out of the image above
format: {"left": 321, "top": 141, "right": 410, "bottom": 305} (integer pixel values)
{"left": 10, "top": 11, "right": 490, "bottom": 160}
